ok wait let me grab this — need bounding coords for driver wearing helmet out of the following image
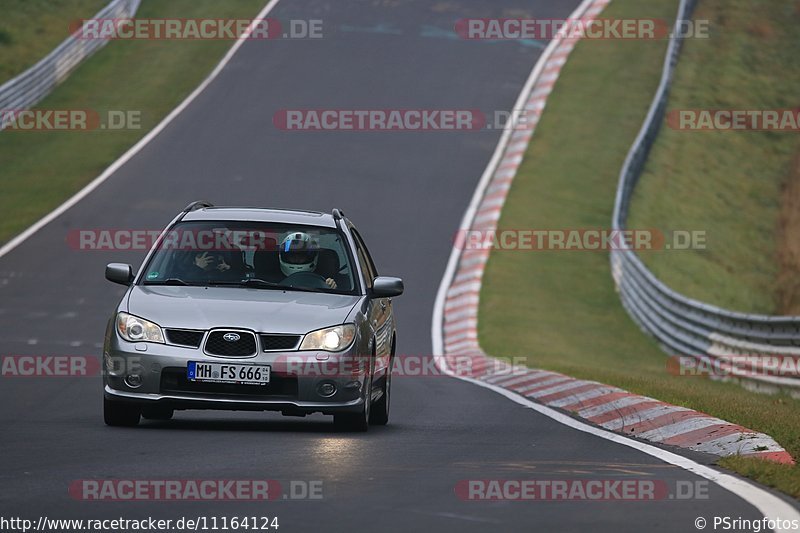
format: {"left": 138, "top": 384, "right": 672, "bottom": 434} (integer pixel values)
{"left": 279, "top": 232, "right": 337, "bottom": 289}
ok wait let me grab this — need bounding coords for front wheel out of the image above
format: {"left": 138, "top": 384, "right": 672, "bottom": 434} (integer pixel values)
{"left": 103, "top": 398, "right": 140, "bottom": 427}
{"left": 370, "top": 341, "right": 394, "bottom": 426}
{"left": 369, "top": 367, "right": 391, "bottom": 426}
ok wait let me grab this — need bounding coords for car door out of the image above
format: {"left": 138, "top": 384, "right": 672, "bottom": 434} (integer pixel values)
{"left": 351, "top": 228, "right": 392, "bottom": 376}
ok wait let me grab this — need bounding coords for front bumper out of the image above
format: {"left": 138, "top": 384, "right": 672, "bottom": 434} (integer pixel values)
{"left": 103, "top": 335, "right": 371, "bottom": 416}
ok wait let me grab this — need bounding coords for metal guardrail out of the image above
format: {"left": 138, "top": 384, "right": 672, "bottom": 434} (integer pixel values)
{"left": 0, "top": 0, "right": 141, "bottom": 129}
{"left": 610, "top": 0, "right": 800, "bottom": 397}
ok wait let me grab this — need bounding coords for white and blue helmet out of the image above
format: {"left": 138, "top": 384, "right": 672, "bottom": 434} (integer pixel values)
{"left": 279, "top": 232, "right": 319, "bottom": 276}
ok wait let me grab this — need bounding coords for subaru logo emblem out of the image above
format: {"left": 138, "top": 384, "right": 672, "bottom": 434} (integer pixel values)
{"left": 223, "top": 333, "right": 241, "bottom": 342}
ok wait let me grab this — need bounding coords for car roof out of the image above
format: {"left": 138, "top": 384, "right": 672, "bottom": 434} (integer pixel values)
{"left": 181, "top": 207, "right": 338, "bottom": 228}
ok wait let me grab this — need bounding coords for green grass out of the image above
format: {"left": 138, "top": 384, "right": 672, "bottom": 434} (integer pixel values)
{"left": 479, "top": 0, "right": 800, "bottom": 499}
{"left": 0, "top": 0, "right": 109, "bottom": 82}
{"left": 0, "top": 0, "right": 266, "bottom": 244}
{"left": 626, "top": 0, "right": 800, "bottom": 314}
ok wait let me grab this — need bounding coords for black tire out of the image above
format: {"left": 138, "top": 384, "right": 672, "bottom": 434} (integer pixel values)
{"left": 141, "top": 407, "right": 174, "bottom": 421}
{"left": 104, "top": 398, "right": 140, "bottom": 427}
{"left": 369, "top": 354, "right": 392, "bottom": 426}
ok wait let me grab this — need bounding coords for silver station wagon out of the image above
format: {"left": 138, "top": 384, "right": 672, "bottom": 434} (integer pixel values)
{"left": 103, "top": 202, "right": 403, "bottom": 431}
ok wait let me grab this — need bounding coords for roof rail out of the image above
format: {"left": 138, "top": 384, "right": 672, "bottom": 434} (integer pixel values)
{"left": 182, "top": 201, "right": 214, "bottom": 213}
{"left": 332, "top": 208, "right": 344, "bottom": 220}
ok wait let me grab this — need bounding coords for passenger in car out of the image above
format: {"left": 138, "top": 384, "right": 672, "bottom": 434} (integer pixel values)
{"left": 174, "top": 250, "right": 245, "bottom": 281}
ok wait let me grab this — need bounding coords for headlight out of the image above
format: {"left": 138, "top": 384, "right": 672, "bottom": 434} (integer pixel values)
{"left": 299, "top": 324, "right": 356, "bottom": 352}
{"left": 117, "top": 312, "right": 165, "bottom": 343}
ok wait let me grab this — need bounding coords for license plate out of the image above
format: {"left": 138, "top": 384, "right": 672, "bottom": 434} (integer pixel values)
{"left": 187, "top": 361, "right": 270, "bottom": 385}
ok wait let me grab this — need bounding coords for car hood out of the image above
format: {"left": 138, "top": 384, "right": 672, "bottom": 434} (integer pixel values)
{"left": 126, "top": 285, "right": 361, "bottom": 334}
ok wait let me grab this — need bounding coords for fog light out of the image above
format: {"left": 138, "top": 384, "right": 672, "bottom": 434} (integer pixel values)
{"left": 125, "top": 374, "right": 143, "bottom": 388}
{"left": 317, "top": 382, "right": 336, "bottom": 397}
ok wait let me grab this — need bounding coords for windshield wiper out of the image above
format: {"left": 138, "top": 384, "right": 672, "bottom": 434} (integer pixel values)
{"left": 226, "top": 278, "right": 282, "bottom": 289}
{"left": 204, "top": 278, "right": 282, "bottom": 289}
{"left": 241, "top": 278, "right": 295, "bottom": 289}
{"left": 206, "top": 278, "right": 318, "bottom": 293}
{"left": 145, "top": 278, "right": 190, "bottom": 286}
{"left": 204, "top": 280, "right": 250, "bottom": 287}
{"left": 241, "top": 278, "right": 319, "bottom": 293}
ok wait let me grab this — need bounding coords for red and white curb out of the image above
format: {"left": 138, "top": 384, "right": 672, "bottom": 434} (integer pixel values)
{"left": 436, "top": 0, "right": 794, "bottom": 466}
{"left": 442, "top": 359, "right": 793, "bottom": 464}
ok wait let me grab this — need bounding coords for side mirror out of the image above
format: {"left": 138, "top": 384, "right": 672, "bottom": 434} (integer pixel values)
{"left": 105, "top": 263, "right": 133, "bottom": 286}
{"left": 371, "top": 276, "right": 404, "bottom": 298}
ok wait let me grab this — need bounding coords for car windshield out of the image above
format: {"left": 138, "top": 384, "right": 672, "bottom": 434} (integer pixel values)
{"left": 140, "top": 221, "right": 358, "bottom": 295}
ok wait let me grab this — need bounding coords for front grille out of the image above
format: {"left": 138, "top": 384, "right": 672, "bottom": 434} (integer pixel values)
{"left": 165, "top": 329, "right": 204, "bottom": 348}
{"left": 205, "top": 330, "right": 257, "bottom": 357}
{"left": 260, "top": 334, "right": 301, "bottom": 351}
{"left": 160, "top": 368, "right": 298, "bottom": 398}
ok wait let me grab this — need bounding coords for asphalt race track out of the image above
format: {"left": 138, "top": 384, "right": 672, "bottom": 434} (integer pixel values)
{"left": 0, "top": 1, "right": 796, "bottom": 531}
